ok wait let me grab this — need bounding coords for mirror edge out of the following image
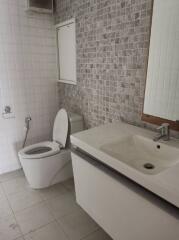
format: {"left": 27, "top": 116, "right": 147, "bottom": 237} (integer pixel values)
{"left": 141, "top": 114, "right": 179, "bottom": 131}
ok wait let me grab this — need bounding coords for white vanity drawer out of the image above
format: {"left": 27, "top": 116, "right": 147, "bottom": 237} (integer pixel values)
{"left": 71, "top": 150, "right": 179, "bottom": 240}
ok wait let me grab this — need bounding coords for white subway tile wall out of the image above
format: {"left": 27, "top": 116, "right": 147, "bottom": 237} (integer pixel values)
{"left": 0, "top": 0, "right": 58, "bottom": 174}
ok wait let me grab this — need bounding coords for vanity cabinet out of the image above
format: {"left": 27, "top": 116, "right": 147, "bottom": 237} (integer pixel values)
{"left": 72, "top": 150, "right": 179, "bottom": 240}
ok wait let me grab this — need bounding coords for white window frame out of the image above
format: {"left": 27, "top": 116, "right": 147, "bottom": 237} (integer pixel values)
{"left": 56, "top": 18, "right": 77, "bottom": 85}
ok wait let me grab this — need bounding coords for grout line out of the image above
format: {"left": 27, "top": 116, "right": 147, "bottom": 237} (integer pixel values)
{"left": 80, "top": 229, "right": 100, "bottom": 240}
{"left": 22, "top": 220, "right": 57, "bottom": 239}
{"left": 54, "top": 219, "right": 71, "bottom": 240}
{"left": 56, "top": 218, "right": 72, "bottom": 240}
{"left": 56, "top": 209, "right": 100, "bottom": 240}
{"left": 14, "top": 236, "right": 25, "bottom": 240}
{"left": 0, "top": 178, "right": 55, "bottom": 237}
{"left": 44, "top": 194, "right": 82, "bottom": 221}
{"left": 13, "top": 200, "right": 51, "bottom": 215}
{"left": 21, "top": 220, "right": 72, "bottom": 240}
{"left": 0, "top": 169, "right": 25, "bottom": 183}
{"left": 79, "top": 226, "right": 100, "bottom": 240}
{"left": 14, "top": 207, "right": 55, "bottom": 237}
{"left": 13, "top": 236, "right": 21, "bottom": 240}
{"left": 9, "top": 199, "right": 45, "bottom": 215}
{"left": 1, "top": 175, "right": 101, "bottom": 240}
{"left": 61, "top": 179, "right": 76, "bottom": 195}
{"left": 0, "top": 182, "right": 24, "bottom": 239}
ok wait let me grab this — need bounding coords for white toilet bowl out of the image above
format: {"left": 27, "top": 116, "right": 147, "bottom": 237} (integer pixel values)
{"left": 18, "top": 109, "right": 83, "bottom": 189}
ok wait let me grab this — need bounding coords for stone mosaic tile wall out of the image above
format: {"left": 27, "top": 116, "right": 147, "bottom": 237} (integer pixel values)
{"left": 55, "top": 0, "right": 153, "bottom": 128}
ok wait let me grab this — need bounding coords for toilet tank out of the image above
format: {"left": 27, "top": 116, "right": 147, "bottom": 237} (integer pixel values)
{"left": 69, "top": 113, "right": 84, "bottom": 134}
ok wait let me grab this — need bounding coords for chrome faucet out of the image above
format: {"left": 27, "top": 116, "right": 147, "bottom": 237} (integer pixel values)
{"left": 153, "top": 123, "right": 170, "bottom": 142}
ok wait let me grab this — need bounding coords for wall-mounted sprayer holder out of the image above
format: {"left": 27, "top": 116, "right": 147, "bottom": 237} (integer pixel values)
{"left": 25, "top": 115, "right": 32, "bottom": 130}
{"left": 22, "top": 115, "right": 32, "bottom": 148}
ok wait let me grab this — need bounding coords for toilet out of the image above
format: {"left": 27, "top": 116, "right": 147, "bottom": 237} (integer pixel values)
{"left": 18, "top": 109, "right": 84, "bottom": 189}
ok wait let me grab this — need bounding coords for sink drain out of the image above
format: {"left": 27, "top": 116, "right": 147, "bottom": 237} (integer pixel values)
{"left": 143, "top": 163, "right": 155, "bottom": 170}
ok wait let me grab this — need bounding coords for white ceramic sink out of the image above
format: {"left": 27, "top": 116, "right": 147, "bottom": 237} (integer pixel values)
{"left": 100, "top": 135, "right": 179, "bottom": 175}
{"left": 71, "top": 122, "right": 179, "bottom": 207}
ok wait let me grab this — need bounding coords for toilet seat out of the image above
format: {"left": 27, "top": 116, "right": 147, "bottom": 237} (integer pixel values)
{"left": 18, "top": 141, "right": 61, "bottom": 159}
{"left": 53, "top": 108, "right": 68, "bottom": 147}
{"left": 19, "top": 109, "right": 69, "bottom": 160}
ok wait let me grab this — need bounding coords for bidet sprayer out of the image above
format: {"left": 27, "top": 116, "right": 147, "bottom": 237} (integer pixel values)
{"left": 25, "top": 115, "right": 32, "bottom": 130}
{"left": 22, "top": 115, "right": 32, "bottom": 148}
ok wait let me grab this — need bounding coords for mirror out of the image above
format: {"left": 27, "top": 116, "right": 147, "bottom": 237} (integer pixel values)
{"left": 143, "top": 0, "right": 179, "bottom": 130}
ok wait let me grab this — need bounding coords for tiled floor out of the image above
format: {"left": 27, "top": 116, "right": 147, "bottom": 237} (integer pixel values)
{"left": 0, "top": 170, "right": 112, "bottom": 240}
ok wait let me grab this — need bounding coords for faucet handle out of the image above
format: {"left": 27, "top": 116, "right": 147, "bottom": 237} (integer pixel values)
{"left": 156, "top": 123, "right": 170, "bottom": 137}
{"left": 154, "top": 123, "right": 170, "bottom": 141}
{"left": 162, "top": 123, "right": 170, "bottom": 140}
{"left": 161, "top": 123, "right": 170, "bottom": 128}
{"left": 156, "top": 125, "right": 164, "bottom": 131}
{"left": 157, "top": 123, "right": 170, "bottom": 130}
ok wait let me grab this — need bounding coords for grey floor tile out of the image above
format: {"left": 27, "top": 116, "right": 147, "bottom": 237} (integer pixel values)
{"left": 38, "top": 183, "right": 69, "bottom": 201}
{"left": 0, "top": 184, "right": 13, "bottom": 217}
{"left": 0, "top": 215, "right": 22, "bottom": 240}
{"left": 0, "top": 184, "right": 6, "bottom": 200}
{"left": 63, "top": 178, "right": 75, "bottom": 192}
{"left": 7, "top": 189, "right": 43, "bottom": 212}
{"left": 15, "top": 202, "right": 55, "bottom": 234}
{"left": 0, "top": 195, "right": 13, "bottom": 217}
{"left": 24, "top": 221, "right": 68, "bottom": 240}
{"left": 0, "top": 173, "right": 111, "bottom": 240}
{"left": 46, "top": 192, "right": 83, "bottom": 219}
{"left": 2, "top": 176, "right": 29, "bottom": 196}
{"left": 0, "top": 170, "right": 24, "bottom": 183}
{"left": 83, "top": 229, "right": 113, "bottom": 240}
{"left": 58, "top": 210, "right": 99, "bottom": 240}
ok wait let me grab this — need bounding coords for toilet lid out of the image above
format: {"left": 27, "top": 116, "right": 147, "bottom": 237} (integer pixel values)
{"left": 53, "top": 109, "right": 69, "bottom": 148}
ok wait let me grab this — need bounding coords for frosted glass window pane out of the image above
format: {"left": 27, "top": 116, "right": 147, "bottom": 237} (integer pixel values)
{"left": 57, "top": 20, "right": 76, "bottom": 84}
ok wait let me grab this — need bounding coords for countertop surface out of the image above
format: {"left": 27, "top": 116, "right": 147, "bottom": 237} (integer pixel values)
{"left": 71, "top": 121, "right": 179, "bottom": 208}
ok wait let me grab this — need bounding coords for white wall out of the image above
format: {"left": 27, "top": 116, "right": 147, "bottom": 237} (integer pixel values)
{"left": 0, "top": 0, "right": 58, "bottom": 174}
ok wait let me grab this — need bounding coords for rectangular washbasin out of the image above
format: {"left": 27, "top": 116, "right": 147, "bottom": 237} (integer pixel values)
{"left": 100, "top": 135, "right": 179, "bottom": 175}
